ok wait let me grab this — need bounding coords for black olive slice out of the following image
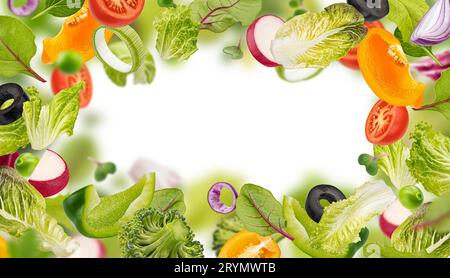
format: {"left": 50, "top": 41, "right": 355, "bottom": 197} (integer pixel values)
{"left": 347, "top": 0, "right": 390, "bottom": 22}
{"left": 0, "top": 83, "right": 29, "bottom": 125}
{"left": 305, "top": 184, "right": 346, "bottom": 223}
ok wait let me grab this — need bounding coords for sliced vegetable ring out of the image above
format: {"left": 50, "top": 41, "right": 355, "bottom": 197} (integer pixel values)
{"left": 0, "top": 83, "right": 29, "bottom": 125}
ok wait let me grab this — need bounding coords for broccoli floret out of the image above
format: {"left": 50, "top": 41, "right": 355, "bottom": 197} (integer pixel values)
{"left": 212, "top": 215, "right": 245, "bottom": 254}
{"left": 119, "top": 208, "right": 204, "bottom": 258}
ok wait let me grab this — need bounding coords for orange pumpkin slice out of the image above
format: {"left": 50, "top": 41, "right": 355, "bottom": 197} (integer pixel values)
{"left": 218, "top": 230, "right": 281, "bottom": 258}
{"left": 42, "top": 2, "right": 112, "bottom": 64}
{"left": 357, "top": 28, "right": 425, "bottom": 107}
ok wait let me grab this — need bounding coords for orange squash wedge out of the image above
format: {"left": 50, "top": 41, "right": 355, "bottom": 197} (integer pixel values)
{"left": 357, "top": 28, "right": 425, "bottom": 108}
{"left": 42, "top": 2, "right": 112, "bottom": 64}
{"left": 218, "top": 230, "right": 281, "bottom": 258}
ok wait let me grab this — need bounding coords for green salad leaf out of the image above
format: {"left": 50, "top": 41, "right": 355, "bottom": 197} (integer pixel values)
{"left": 374, "top": 141, "right": 417, "bottom": 190}
{"left": 391, "top": 204, "right": 450, "bottom": 258}
{"left": 0, "top": 16, "right": 45, "bottom": 82}
{"left": 104, "top": 41, "right": 156, "bottom": 87}
{"left": 150, "top": 188, "right": 186, "bottom": 214}
{"left": 393, "top": 28, "right": 441, "bottom": 64}
{"left": 422, "top": 191, "right": 450, "bottom": 233}
{"left": 33, "top": 0, "right": 85, "bottom": 19}
{"left": 154, "top": 6, "right": 200, "bottom": 62}
{"left": 386, "top": 0, "right": 429, "bottom": 42}
{"left": 0, "top": 118, "right": 28, "bottom": 156}
{"left": 0, "top": 167, "right": 77, "bottom": 257}
{"left": 63, "top": 173, "right": 156, "bottom": 238}
{"left": 427, "top": 69, "right": 450, "bottom": 120}
{"left": 23, "top": 83, "right": 83, "bottom": 150}
{"left": 236, "top": 184, "right": 293, "bottom": 239}
{"left": 407, "top": 123, "right": 450, "bottom": 196}
{"left": 271, "top": 3, "right": 367, "bottom": 69}
{"left": 191, "top": 0, "right": 262, "bottom": 33}
{"left": 223, "top": 46, "right": 243, "bottom": 60}
{"left": 7, "top": 230, "right": 53, "bottom": 258}
{"left": 311, "top": 181, "right": 396, "bottom": 255}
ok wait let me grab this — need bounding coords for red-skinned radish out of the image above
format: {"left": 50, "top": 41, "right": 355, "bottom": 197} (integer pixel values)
{"left": 28, "top": 150, "right": 69, "bottom": 197}
{"left": 247, "top": 15, "right": 284, "bottom": 67}
{"left": 0, "top": 152, "right": 19, "bottom": 168}
{"left": 379, "top": 199, "right": 412, "bottom": 238}
{"left": 66, "top": 235, "right": 107, "bottom": 258}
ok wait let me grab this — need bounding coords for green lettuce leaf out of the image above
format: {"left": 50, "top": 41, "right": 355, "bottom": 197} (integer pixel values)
{"left": 407, "top": 123, "right": 450, "bottom": 196}
{"left": 374, "top": 141, "right": 417, "bottom": 190}
{"left": 386, "top": 0, "right": 430, "bottom": 42}
{"left": 310, "top": 181, "right": 395, "bottom": 255}
{"left": 150, "top": 188, "right": 186, "bottom": 214}
{"left": 154, "top": 6, "right": 200, "bottom": 62}
{"left": 423, "top": 191, "right": 450, "bottom": 233}
{"left": 0, "top": 167, "right": 77, "bottom": 257}
{"left": 191, "top": 0, "right": 262, "bottom": 33}
{"left": 0, "top": 118, "right": 28, "bottom": 156}
{"left": 23, "top": 82, "right": 82, "bottom": 150}
{"left": 428, "top": 69, "right": 450, "bottom": 121}
{"left": 271, "top": 3, "right": 367, "bottom": 69}
{"left": 391, "top": 204, "right": 450, "bottom": 258}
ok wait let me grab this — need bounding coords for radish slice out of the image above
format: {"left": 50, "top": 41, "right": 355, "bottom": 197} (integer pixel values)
{"left": 0, "top": 152, "right": 19, "bottom": 168}
{"left": 379, "top": 199, "right": 412, "bottom": 238}
{"left": 29, "top": 150, "right": 70, "bottom": 198}
{"left": 247, "top": 15, "right": 284, "bottom": 67}
{"left": 66, "top": 235, "right": 107, "bottom": 258}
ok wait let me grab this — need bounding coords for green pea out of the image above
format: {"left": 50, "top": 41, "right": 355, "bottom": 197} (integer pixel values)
{"left": 15, "top": 153, "right": 40, "bottom": 177}
{"left": 56, "top": 51, "right": 83, "bottom": 74}
{"left": 365, "top": 162, "right": 379, "bottom": 176}
{"left": 358, "top": 154, "right": 373, "bottom": 165}
{"left": 399, "top": 185, "right": 424, "bottom": 209}
{"left": 94, "top": 168, "right": 107, "bottom": 182}
{"left": 289, "top": 0, "right": 299, "bottom": 8}
{"left": 102, "top": 162, "right": 117, "bottom": 174}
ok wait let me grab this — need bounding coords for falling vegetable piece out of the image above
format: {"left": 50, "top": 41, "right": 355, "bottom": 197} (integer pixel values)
{"left": 88, "top": 157, "right": 117, "bottom": 182}
{"left": 88, "top": 0, "right": 145, "bottom": 28}
{"left": 55, "top": 51, "right": 84, "bottom": 74}
{"left": 399, "top": 185, "right": 424, "bottom": 210}
{"left": 15, "top": 152, "right": 39, "bottom": 177}
{"left": 357, "top": 28, "right": 425, "bottom": 107}
{"left": 305, "top": 184, "right": 346, "bottom": 223}
{"left": 93, "top": 25, "right": 146, "bottom": 74}
{"left": 42, "top": 2, "right": 112, "bottom": 64}
{"left": 218, "top": 230, "right": 281, "bottom": 258}
{"left": 0, "top": 83, "right": 30, "bottom": 125}
{"left": 347, "top": 0, "right": 389, "bottom": 21}
{"left": 0, "top": 236, "right": 8, "bottom": 258}
{"left": 51, "top": 65, "right": 93, "bottom": 109}
{"left": 7, "top": 0, "right": 39, "bottom": 16}
{"left": 0, "top": 152, "right": 19, "bottom": 168}
{"left": 410, "top": 0, "right": 450, "bottom": 46}
{"left": 412, "top": 50, "right": 450, "bottom": 81}
{"left": 208, "top": 182, "right": 238, "bottom": 214}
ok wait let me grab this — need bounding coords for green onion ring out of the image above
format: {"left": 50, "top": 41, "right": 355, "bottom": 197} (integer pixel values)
{"left": 93, "top": 26, "right": 146, "bottom": 74}
{"left": 276, "top": 67, "right": 324, "bottom": 83}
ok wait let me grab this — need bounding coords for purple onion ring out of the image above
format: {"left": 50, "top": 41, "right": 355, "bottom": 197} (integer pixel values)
{"left": 208, "top": 182, "right": 238, "bottom": 214}
{"left": 410, "top": 0, "right": 450, "bottom": 46}
{"left": 8, "top": 0, "right": 39, "bottom": 17}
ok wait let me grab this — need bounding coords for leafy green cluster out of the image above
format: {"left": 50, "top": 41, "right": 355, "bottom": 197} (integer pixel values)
{"left": 119, "top": 208, "right": 204, "bottom": 258}
{"left": 212, "top": 215, "right": 245, "bottom": 254}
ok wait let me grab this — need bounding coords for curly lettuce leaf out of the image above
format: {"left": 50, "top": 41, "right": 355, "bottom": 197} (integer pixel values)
{"left": 391, "top": 204, "right": 450, "bottom": 258}
{"left": 22, "top": 82, "right": 82, "bottom": 150}
{"left": 310, "top": 181, "right": 395, "bottom": 255}
{"left": 407, "top": 123, "right": 450, "bottom": 196}
{"left": 374, "top": 141, "right": 417, "bottom": 190}
{"left": 271, "top": 3, "right": 367, "bottom": 69}
{"left": 154, "top": 6, "right": 200, "bottom": 62}
{"left": 0, "top": 167, "right": 77, "bottom": 257}
{"left": 191, "top": 0, "right": 262, "bottom": 33}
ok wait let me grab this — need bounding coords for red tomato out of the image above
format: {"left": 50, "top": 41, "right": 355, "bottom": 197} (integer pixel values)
{"left": 339, "top": 21, "right": 385, "bottom": 70}
{"left": 88, "top": 0, "right": 145, "bottom": 27}
{"left": 51, "top": 65, "right": 93, "bottom": 108}
{"left": 365, "top": 100, "right": 409, "bottom": 145}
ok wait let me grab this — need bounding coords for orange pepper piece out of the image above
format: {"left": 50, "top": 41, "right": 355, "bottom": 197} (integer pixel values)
{"left": 0, "top": 236, "right": 8, "bottom": 258}
{"left": 218, "top": 230, "right": 281, "bottom": 258}
{"left": 357, "top": 28, "right": 425, "bottom": 108}
{"left": 42, "top": 2, "right": 112, "bottom": 64}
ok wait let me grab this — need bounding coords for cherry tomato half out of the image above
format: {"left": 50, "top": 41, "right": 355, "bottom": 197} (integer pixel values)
{"left": 51, "top": 65, "right": 93, "bottom": 108}
{"left": 365, "top": 100, "right": 409, "bottom": 145}
{"left": 88, "top": 0, "right": 145, "bottom": 27}
{"left": 339, "top": 21, "right": 385, "bottom": 70}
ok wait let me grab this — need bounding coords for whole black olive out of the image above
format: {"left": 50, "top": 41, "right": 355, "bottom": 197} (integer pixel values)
{"left": 347, "top": 0, "right": 390, "bottom": 22}
{"left": 305, "top": 184, "right": 346, "bottom": 223}
{"left": 0, "top": 83, "right": 29, "bottom": 125}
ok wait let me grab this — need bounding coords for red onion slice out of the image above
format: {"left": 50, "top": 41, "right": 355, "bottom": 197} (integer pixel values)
{"left": 410, "top": 0, "right": 450, "bottom": 46}
{"left": 412, "top": 50, "right": 450, "bottom": 80}
{"left": 208, "top": 182, "right": 238, "bottom": 214}
{"left": 8, "top": 0, "right": 39, "bottom": 17}
{"left": 0, "top": 152, "right": 19, "bottom": 168}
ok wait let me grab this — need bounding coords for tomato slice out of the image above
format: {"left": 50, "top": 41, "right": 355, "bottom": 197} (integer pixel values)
{"left": 88, "top": 0, "right": 145, "bottom": 27}
{"left": 339, "top": 21, "right": 384, "bottom": 70}
{"left": 218, "top": 230, "right": 281, "bottom": 258}
{"left": 365, "top": 100, "right": 409, "bottom": 145}
{"left": 51, "top": 65, "right": 93, "bottom": 108}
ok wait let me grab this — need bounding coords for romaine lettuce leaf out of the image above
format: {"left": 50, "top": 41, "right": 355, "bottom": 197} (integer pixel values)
{"left": 310, "top": 181, "right": 396, "bottom": 255}
{"left": 407, "top": 123, "right": 450, "bottom": 196}
{"left": 271, "top": 3, "right": 367, "bottom": 69}
{"left": 0, "top": 118, "right": 28, "bottom": 156}
{"left": 374, "top": 141, "right": 417, "bottom": 190}
{"left": 0, "top": 167, "right": 77, "bottom": 257}
{"left": 154, "top": 6, "right": 200, "bottom": 62}
{"left": 391, "top": 204, "right": 450, "bottom": 258}
{"left": 22, "top": 82, "right": 82, "bottom": 150}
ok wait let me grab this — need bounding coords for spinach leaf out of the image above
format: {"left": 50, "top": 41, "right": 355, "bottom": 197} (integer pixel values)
{"left": 422, "top": 191, "right": 450, "bottom": 233}
{"left": 414, "top": 69, "right": 450, "bottom": 120}
{"left": 394, "top": 28, "right": 442, "bottom": 65}
{"left": 223, "top": 46, "right": 243, "bottom": 60}
{"left": 387, "top": 0, "right": 429, "bottom": 42}
{"left": 0, "top": 16, "right": 45, "bottom": 82}
{"left": 191, "top": 0, "right": 262, "bottom": 33}
{"left": 236, "top": 184, "right": 293, "bottom": 240}
{"left": 33, "top": 0, "right": 85, "bottom": 19}
{"left": 150, "top": 188, "right": 186, "bottom": 214}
